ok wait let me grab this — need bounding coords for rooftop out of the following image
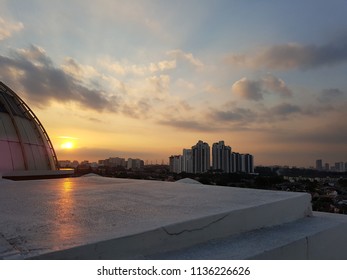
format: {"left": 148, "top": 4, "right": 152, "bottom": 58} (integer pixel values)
{"left": 0, "top": 175, "right": 346, "bottom": 260}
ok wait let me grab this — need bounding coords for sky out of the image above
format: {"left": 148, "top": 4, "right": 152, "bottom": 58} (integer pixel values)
{"left": 1, "top": 0, "right": 347, "bottom": 167}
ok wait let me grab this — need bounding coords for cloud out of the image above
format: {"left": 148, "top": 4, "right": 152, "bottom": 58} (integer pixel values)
{"left": 0, "top": 17, "right": 24, "bottom": 41}
{"left": 62, "top": 57, "right": 100, "bottom": 82}
{"left": 158, "top": 119, "right": 218, "bottom": 132}
{"left": 178, "top": 100, "right": 193, "bottom": 111}
{"left": 208, "top": 101, "right": 333, "bottom": 126}
{"left": 99, "top": 59, "right": 127, "bottom": 75}
{"left": 147, "top": 75, "right": 170, "bottom": 96}
{"left": 98, "top": 57, "right": 176, "bottom": 76}
{"left": 167, "top": 49, "right": 204, "bottom": 69}
{"left": 269, "top": 103, "right": 301, "bottom": 116}
{"left": 211, "top": 107, "right": 257, "bottom": 123}
{"left": 262, "top": 102, "right": 336, "bottom": 122}
{"left": 203, "top": 84, "right": 223, "bottom": 95}
{"left": 231, "top": 78, "right": 263, "bottom": 101}
{"left": 156, "top": 60, "right": 177, "bottom": 71}
{"left": 122, "top": 98, "right": 152, "bottom": 118}
{"left": 176, "top": 78, "right": 196, "bottom": 91}
{"left": 317, "top": 88, "right": 345, "bottom": 103}
{"left": 0, "top": 45, "right": 119, "bottom": 112}
{"left": 262, "top": 75, "right": 292, "bottom": 97}
{"left": 62, "top": 57, "right": 81, "bottom": 75}
{"left": 231, "top": 75, "right": 292, "bottom": 101}
{"left": 227, "top": 36, "right": 347, "bottom": 70}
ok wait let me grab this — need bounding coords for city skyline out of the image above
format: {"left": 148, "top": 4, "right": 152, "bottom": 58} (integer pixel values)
{"left": 1, "top": 1, "right": 347, "bottom": 167}
{"left": 169, "top": 140, "right": 254, "bottom": 174}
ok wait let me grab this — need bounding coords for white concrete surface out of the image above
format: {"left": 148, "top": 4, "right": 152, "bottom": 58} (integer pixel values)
{"left": 148, "top": 212, "right": 347, "bottom": 259}
{"left": 175, "top": 178, "right": 202, "bottom": 184}
{"left": 0, "top": 176, "right": 312, "bottom": 259}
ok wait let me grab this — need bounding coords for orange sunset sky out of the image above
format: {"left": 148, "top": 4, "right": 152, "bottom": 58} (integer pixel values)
{"left": 1, "top": 0, "right": 347, "bottom": 167}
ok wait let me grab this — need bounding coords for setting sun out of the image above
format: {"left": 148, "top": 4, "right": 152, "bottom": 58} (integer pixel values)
{"left": 61, "top": 141, "right": 74, "bottom": 149}
{"left": 57, "top": 136, "right": 78, "bottom": 150}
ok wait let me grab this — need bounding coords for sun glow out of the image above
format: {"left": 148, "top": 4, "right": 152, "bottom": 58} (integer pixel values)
{"left": 61, "top": 141, "right": 74, "bottom": 149}
{"left": 58, "top": 136, "right": 78, "bottom": 150}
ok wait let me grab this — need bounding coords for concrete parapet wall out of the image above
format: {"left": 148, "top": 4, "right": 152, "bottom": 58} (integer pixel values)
{"left": 252, "top": 212, "right": 347, "bottom": 260}
{"left": 148, "top": 212, "right": 347, "bottom": 260}
{"left": 31, "top": 192, "right": 312, "bottom": 260}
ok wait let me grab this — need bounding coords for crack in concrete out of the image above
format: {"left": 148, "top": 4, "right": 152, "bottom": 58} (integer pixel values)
{"left": 162, "top": 214, "right": 230, "bottom": 236}
{"left": 0, "top": 232, "right": 23, "bottom": 259}
{"left": 305, "top": 236, "right": 309, "bottom": 259}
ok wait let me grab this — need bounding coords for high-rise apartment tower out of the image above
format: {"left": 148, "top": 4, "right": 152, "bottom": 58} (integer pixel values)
{"left": 192, "top": 140, "right": 210, "bottom": 174}
{"left": 212, "top": 141, "right": 231, "bottom": 173}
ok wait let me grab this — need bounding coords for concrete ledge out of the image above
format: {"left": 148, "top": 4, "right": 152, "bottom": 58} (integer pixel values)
{"left": 29, "top": 195, "right": 311, "bottom": 260}
{"left": 147, "top": 212, "right": 347, "bottom": 260}
{"left": 0, "top": 176, "right": 312, "bottom": 260}
{"left": 259, "top": 212, "right": 347, "bottom": 260}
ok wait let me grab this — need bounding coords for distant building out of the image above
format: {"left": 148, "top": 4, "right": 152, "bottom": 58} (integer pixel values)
{"left": 104, "top": 157, "right": 126, "bottom": 168}
{"left": 182, "top": 149, "right": 193, "bottom": 173}
{"left": 169, "top": 155, "right": 182, "bottom": 173}
{"left": 58, "top": 160, "right": 80, "bottom": 169}
{"left": 314, "top": 159, "right": 347, "bottom": 172}
{"left": 231, "top": 152, "right": 241, "bottom": 172}
{"left": 241, "top": 154, "right": 254, "bottom": 173}
{"left": 58, "top": 160, "right": 72, "bottom": 168}
{"left": 335, "top": 162, "right": 345, "bottom": 172}
{"left": 316, "top": 159, "right": 323, "bottom": 170}
{"left": 127, "top": 158, "right": 144, "bottom": 170}
{"left": 192, "top": 140, "right": 210, "bottom": 174}
{"left": 169, "top": 140, "right": 254, "bottom": 174}
{"left": 212, "top": 141, "right": 231, "bottom": 173}
{"left": 325, "top": 163, "right": 330, "bottom": 171}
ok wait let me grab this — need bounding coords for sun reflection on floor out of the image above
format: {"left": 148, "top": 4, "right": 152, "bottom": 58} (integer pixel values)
{"left": 52, "top": 178, "right": 81, "bottom": 244}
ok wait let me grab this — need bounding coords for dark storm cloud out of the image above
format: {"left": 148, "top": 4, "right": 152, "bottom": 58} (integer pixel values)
{"left": 0, "top": 45, "right": 119, "bottom": 112}
{"left": 227, "top": 35, "right": 347, "bottom": 70}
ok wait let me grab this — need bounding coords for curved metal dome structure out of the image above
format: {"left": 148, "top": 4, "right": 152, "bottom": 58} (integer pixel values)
{"left": 0, "top": 81, "right": 63, "bottom": 179}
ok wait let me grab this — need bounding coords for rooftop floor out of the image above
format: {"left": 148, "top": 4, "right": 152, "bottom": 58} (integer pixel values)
{"left": 0, "top": 175, "right": 336, "bottom": 260}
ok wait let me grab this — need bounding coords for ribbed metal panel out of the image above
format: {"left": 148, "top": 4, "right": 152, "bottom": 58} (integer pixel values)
{"left": 0, "top": 141, "right": 12, "bottom": 172}
{"left": 0, "top": 81, "right": 59, "bottom": 175}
